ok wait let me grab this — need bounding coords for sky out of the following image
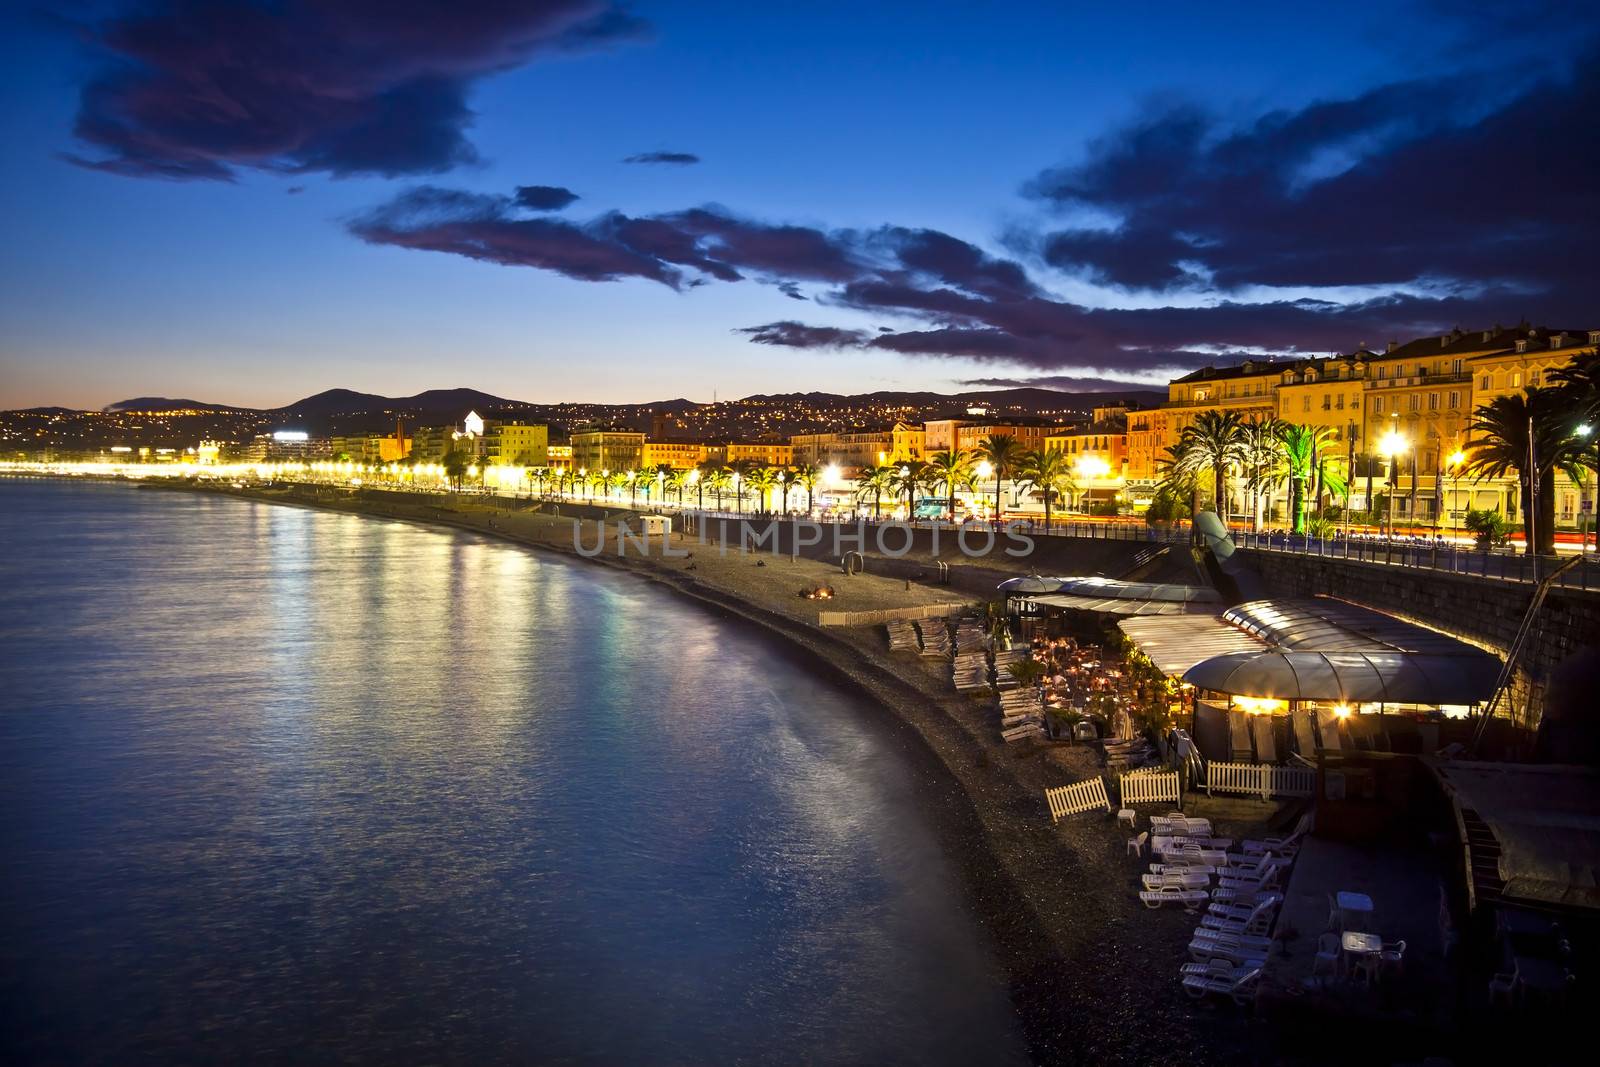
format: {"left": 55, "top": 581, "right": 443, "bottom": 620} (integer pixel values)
{"left": 0, "top": 1, "right": 1596, "bottom": 410}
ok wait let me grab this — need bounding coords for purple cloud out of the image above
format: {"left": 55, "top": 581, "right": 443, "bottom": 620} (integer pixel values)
{"left": 623, "top": 151, "right": 700, "bottom": 165}
{"left": 63, "top": 1, "right": 645, "bottom": 180}
{"left": 736, "top": 322, "right": 868, "bottom": 348}
{"left": 515, "top": 185, "right": 581, "bottom": 210}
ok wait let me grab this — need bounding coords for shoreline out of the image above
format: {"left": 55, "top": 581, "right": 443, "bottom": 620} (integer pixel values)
{"left": 25, "top": 475, "right": 1260, "bottom": 1065}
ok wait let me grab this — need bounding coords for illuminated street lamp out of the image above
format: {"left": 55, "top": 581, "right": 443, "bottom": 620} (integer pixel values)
{"left": 1578, "top": 424, "right": 1597, "bottom": 553}
{"left": 1447, "top": 449, "right": 1466, "bottom": 537}
{"left": 975, "top": 459, "right": 994, "bottom": 521}
{"left": 1380, "top": 428, "right": 1409, "bottom": 541}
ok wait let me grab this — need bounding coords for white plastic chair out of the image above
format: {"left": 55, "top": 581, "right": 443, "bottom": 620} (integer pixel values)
{"left": 1126, "top": 831, "right": 1148, "bottom": 858}
{"left": 1312, "top": 932, "right": 1340, "bottom": 976}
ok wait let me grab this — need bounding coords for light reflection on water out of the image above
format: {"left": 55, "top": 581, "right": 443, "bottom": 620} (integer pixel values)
{"left": 0, "top": 481, "right": 1027, "bottom": 1066}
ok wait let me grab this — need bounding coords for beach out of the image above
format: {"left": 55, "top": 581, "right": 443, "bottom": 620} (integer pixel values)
{"left": 139, "top": 479, "right": 1278, "bottom": 1065}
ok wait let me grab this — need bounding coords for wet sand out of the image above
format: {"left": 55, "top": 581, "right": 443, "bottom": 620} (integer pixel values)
{"left": 149, "top": 482, "right": 1278, "bottom": 1065}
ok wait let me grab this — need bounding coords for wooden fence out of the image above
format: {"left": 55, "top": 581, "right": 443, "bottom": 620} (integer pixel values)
{"left": 1205, "top": 761, "right": 1317, "bottom": 800}
{"left": 1044, "top": 777, "right": 1112, "bottom": 821}
{"left": 1119, "top": 770, "right": 1181, "bottom": 806}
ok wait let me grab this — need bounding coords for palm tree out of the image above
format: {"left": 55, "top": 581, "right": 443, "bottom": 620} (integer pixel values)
{"left": 707, "top": 466, "right": 730, "bottom": 510}
{"left": 1238, "top": 418, "right": 1287, "bottom": 531}
{"left": 978, "top": 434, "right": 1022, "bottom": 523}
{"left": 926, "top": 449, "right": 976, "bottom": 521}
{"left": 728, "top": 459, "right": 755, "bottom": 514}
{"left": 441, "top": 448, "right": 470, "bottom": 491}
{"left": 890, "top": 462, "right": 927, "bottom": 517}
{"left": 1276, "top": 423, "right": 1343, "bottom": 534}
{"left": 1552, "top": 348, "right": 1600, "bottom": 548}
{"left": 1156, "top": 442, "right": 1201, "bottom": 518}
{"left": 791, "top": 462, "right": 822, "bottom": 516}
{"left": 1016, "top": 447, "right": 1075, "bottom": 529}
{"left": 1464, "top": 388, "right": 1587, "bottom": 555}
{"left": 856, "top": 464, "right": 893, "bottom": 519}
{"left": 745, "top": 466, "right": 779, "bottom": 513}
{"left": 1173, "top": 410, "right": 1248, "bottom": 519}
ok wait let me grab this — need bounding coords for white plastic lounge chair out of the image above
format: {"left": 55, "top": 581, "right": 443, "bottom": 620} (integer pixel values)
{"left": 1150, "top": 863, "right": 1216, "bottom": 876}
{"left": 1188, "top": 931, "right": 1271, "bottom": 963}
{"left": 1142, "top": 871, "right": 1210, "bottom": 891}
{"left": 1182, "top": 964, "right": 1262, "bottom": 1005}
{"left": 1139, "top": 888, "right": 1208, "bottom": 910}
{"left": 1242, "top": 813, "right": 1311, "bottom": 856}
{"left": 1206, "top": 893, "right": 1281, "bottom": 923}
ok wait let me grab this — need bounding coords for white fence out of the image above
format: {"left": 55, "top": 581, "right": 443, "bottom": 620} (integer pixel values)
{"left": 1045, "top": 777, "right": 1112, "bottom": 821}
{"left": 1205, "top": 762, "right": 1317, "bottom": 800}
{"left": 1119, "top": 770, "right": 1181, "bottom": 806}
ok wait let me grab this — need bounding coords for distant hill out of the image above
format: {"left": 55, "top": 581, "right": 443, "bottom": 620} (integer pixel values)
{"left": 276, "top": 387, "right": 535, "bottom": 417}
{"left": 103, "top": 397, "right": 230, "bottom": 412}
{"left": 728, "top": 386, "right": 1165, "bottom": 412}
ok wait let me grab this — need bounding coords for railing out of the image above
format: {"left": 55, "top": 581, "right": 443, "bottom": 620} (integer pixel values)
{"left": 1233, "top": 530, "right": 1600, "bottom": 590}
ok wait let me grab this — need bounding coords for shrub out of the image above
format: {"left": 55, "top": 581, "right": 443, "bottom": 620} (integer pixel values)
{"left": 1463, "top": 508, "right": 1513, "bottom": 548}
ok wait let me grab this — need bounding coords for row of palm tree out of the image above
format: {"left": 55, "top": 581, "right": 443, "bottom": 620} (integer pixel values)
{"left": 850, "top": 435, "right": 1083, "bottom": 524}
{"left": 1158, "top": 410, "right": 1349, "bottom": 534}
{"left": 1156, "top": 350, "right": 1600, "bottom": 552}
{"left": 521, "top": 459, "right": 829, "bottom": 513}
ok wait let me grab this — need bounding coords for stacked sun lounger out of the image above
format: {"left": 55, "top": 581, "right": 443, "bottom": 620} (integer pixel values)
{"left": 991, "top": 648, "right": 1026, "bottom": 690}
{"left": 886, "top": 619, "right": 920, "bottom": 653}
{"left": 953, "top": 618, "right": 990, "bottom": 652}
{"left": 917, "top": 619, "right": 952, "bottom": 657}
{"left": 953, "top": 650, "right": 990, "bottom": 694}
{"left": 998, "top": 688, "right": 1045, "bottom": 742}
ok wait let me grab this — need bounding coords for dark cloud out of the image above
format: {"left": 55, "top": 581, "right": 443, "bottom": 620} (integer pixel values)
{"left": 515, "top": 184, "right": 580, "bottom": 210}
{"left": 1027, "top": 49, "right": 1600, "bottom": 315}
{"left": 960, "top": 375, "right": 1170, "bottom": 393}
{"left": 736, "top": 322, "right": 867, "bottom": 348}
{"left": 63, "top": 1, "right": 645, "bottom": 180}
{"left": 623, "top": 151, "right": 700, "bottom": 165}
{"left": 341, "top": 39, "right": 1596, "bottom": 375}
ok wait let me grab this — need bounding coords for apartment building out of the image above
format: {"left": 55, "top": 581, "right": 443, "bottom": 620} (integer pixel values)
{"left": 642, "top": 440, "right": 708, "bottom": 469}
{"left": 570, "top": 429, "right": 645, "bottom": 474}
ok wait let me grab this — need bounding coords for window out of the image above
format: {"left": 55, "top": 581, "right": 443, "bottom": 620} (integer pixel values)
{"left": 1481, "top": 375, "right": 1492, "bottom": 390}
{"left": 1374, "top": 397, "right": 1385, "bottom": 414}
{"left": 1449, "top": 391, "right": 1460, "bottom": 408}
{"left": 1529, "top": 372, "right": 1541, "bottom": 387}
{"left": 1428, "top": 393, "right": 1439, "bottom": 411}
{"left": 1322, "top": 395, "right": 1331, "bottom": 410}
{"left": 1452, "top": 358, "right": 1463, "bottom": 375}
{"left": 1302, "top": 396, "right": 1310, "bottom": 412}
{"left": 1378, "top": 366, "right": 1387, "bottom": 380}
{"left": 1409, "top": 395, "right": 1420, "bottom": 412}
{"left": 1335, "top": 395, "right": 1345, "bottom": 410}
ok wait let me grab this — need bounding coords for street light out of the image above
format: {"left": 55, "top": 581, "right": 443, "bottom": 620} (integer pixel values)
{"left": 1578, "top": 424, "right": 1597, "bottom": 553}
{"left": 1379, "top": 429, "right": 1409, "bottom": 541}
{"left": 1447, "top": 449, "right": 1466, "bottom": 538}
{"left": 975, "top": 459, "right": 994, "bottom": 521}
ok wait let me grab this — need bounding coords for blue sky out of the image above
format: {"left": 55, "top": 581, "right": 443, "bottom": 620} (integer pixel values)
{"left": 1, "top": 1, "right": 1594, "bottom": 409}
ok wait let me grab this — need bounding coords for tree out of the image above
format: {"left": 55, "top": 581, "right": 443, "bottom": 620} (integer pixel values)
{"left": 791, "top": 462, "right": 821, "bottom": 515}
{"left": 728, "top": 459, "right": 755, "bottom": 513}
{"left": 1172, "top": 410, "right": 1247, "bottom": 519}
{"left": 1276, "top": 423, "right": 1345, "bottom": 534}
{"left": 856, "top": 464, "right": 893, "bottom": 519}
{"left": 1238, "top": 417, "right": 1287, "bottom": 532}
{"left": 1155, "top": 443, "right": 1200, "bottom": 518}
{"left": 441, "top": 448, "right": 470, "bottom": 491}
{"left": 1464, "top": 388, "right": 1586, "bottom": 555}
{"left": 1016, "top": 447, "right": 1075, "bottom": 529}
{"left": 978, "top": 434, "right": 1022, "bottom": 522}
{"left": 890, "top": 462, "right": 927, "bottom": 517}
{"left": 926, "top": 449, "right": 975, "bottom": 521}
{"left": 744, "top": 466, "right": 778, "bottom": 513}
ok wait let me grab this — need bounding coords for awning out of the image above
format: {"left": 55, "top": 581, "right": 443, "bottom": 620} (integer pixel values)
{"left": 1028, "top": 593, "right": 1200, "bottom": 616}
{"left": 1224, "top": 597, "right": 1489, "bottom": 656}
{"left": 1182, "top": 649, "right": 1501, "bottom": 705}
{"left": 1118, "top": 615, "right": 1269, "bottom": 676}
{"left": 996, "top": 574, "right": 1064, "bottom": 595}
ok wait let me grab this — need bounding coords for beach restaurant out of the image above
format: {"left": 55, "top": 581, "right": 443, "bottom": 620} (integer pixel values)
{"left": 1008, "top": 576, "right": 1504, "bottom": 764}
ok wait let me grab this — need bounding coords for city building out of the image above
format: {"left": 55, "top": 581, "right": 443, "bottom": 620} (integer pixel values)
{"left": 642, "top": 440, "right": 707, "bottom": 469}
{"left": 484, "top": 422, "right": 549, "bottom": 467}
{"left": 1045, "top": 423, "right": 1130, "bottom": 509}
{"left": 789, "top": 421, "right": 924, "bottom": 474}
{"left": 571, "top": 429, "right": 645, "bottom": 474}
{"left": 953, "top": 422, "right": 1053, "bottom": 454}
{"left": 546, "top": 444, "right": 572, "bottom": 472}
{"left": 705, "top": 441, "right": 793, "bottom": 467}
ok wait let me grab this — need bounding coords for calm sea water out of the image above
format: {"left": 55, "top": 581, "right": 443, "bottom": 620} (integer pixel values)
{"left": 0, "top": 480, "right": 1026, "bottom": 1066}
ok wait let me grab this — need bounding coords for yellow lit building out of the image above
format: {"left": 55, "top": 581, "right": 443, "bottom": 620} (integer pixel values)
{"left": 705, "top": 441, "right": 793, "bottom": 466}
{"left": 642, "top": 440, "right": 708, "bottom": 469}
{"left": 790, "top": 421, "right": 924, "bottom": 474}
{"left": 953, "top": 422, "right": 1050, "bottom": 454}
{"left": 546, "top": 444, "right": 572, "bottom": 472}
{"left": 570, "top": 429, "right": 644, "bottom": 475}
{"left": 485, "top": 422, "right": 549, "bottom": 467}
